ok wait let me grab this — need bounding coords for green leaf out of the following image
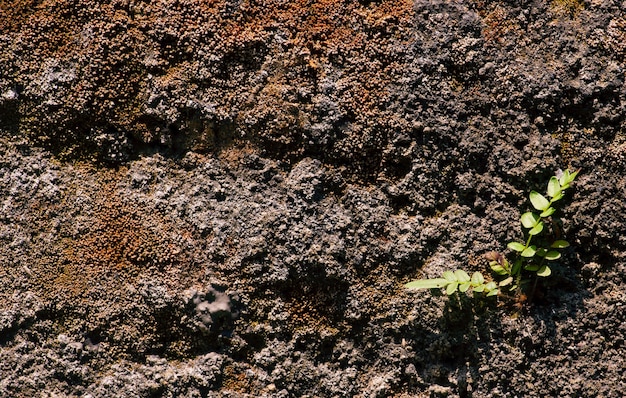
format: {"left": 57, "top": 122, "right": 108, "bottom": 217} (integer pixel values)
{"left": 530, "top": 191, "right": 550, "bottom": 211}
{"left": 521, "top": 212, "right": 540, "bottom": 228}
{"left": 521, "top": 245, "right": 536, "bottom": 257}
{"left": 473, "top": 285, "right": 485, "bottom": 292}
{"left": 545, "top": 251, "right": 561, "bottom": 260}
{"left": 537, "top": 265, "right": 551, "bottom": 277}
{"left": 454, "top": 269, "right": 471, "bottom": 282}
{"left": 471, "top": 272, "right": 484, "bottom": 285}
{"left": 490, "top": 263, "right": 508, "bottom": 275}
{"left": 535, "top": 248, "right": 548, "bottom": 257}
{"left": 547, "top": 177, "right": 561, "bottom": 198}
{"left": 524, "top": 264, "right": 540, "bottom": 271}
{"left": 499, "top": 277, "right": 513, "bottom": 287}
{"left": 459, "top": 282, "right": 471, "bottom": 292}
{"left": 529, "top": 221, "right": 544, "bottom": 236}
{"left": 405, "top": 278, "right": 449, "bottom": 289}
{"left": 540, "top": 207, "right": 556, "bottom": 217}
{"left": 551, "top": 191, "right": 564, "bottom": 202}
{"left": 559, "top": 169, "right": 570, "bottom": 186}
{"left": 507, "top": 242, "right": 525, "bottom": 252}
{"left": 486, "top": 288, "right": 499, "bottom": 297}
{"left": 560, "top": 169, "right": 579, "bottom": 186}
{"left": 551, "top": 240, "right": 570, "bottom": 248}
{"left": 511, "top": 259, "right": 522, "bottom": 276}
{"left": 443, "top": 271, "right": 457, "bottom": 282}
{"left": 446, "top": 282, "right": 458, "bottom": 295}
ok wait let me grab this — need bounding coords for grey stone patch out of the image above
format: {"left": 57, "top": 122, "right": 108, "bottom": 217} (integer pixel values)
{"left": 187, "top": 286, "right": 240, "bottom": 334}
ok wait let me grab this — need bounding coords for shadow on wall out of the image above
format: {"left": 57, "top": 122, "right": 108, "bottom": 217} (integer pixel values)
{"left": 403, "top": 244, "right": 588, "bottom": 396}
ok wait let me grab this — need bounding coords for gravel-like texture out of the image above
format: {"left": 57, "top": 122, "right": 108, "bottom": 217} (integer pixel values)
{"left": 1, "top": 0, "right": 625, "bottom": 397}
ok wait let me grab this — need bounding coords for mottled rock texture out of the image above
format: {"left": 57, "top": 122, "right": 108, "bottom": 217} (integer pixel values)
{"left": 1, "top": 0, "right": 625, "bottom": 397}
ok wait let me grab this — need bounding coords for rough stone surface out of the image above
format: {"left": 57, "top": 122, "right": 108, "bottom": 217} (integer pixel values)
{"left": 1, "top": 0, "right": 625, "bottom": 396}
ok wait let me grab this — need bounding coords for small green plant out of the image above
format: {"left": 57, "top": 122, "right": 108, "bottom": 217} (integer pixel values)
{"left": 405, "top": 169, "right": 579, "bottom": 302}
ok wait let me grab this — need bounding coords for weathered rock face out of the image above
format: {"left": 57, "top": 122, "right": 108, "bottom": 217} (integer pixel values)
{"left": 1, "top": 0, "right": 625, "bottom": 397}
{"left": 2, "top": 0, "right": 421, "bottom": 173}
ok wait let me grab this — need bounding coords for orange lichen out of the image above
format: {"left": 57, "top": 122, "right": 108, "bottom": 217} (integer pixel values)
{"left": 550, "top": 0, "right": 585, "bottom": 17}
{"left": 476, "top": 3, "right": 521, "bottom": 43}
{"left": 30, "top": 166, "right": 195, "bottom": 301}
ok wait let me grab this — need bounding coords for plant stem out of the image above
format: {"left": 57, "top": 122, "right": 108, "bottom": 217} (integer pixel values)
{"left": 525, "top": 234, "right": 533, "bottom": 249}
{"left": 528, "top": 257, "right": 545, "bottom": 303}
